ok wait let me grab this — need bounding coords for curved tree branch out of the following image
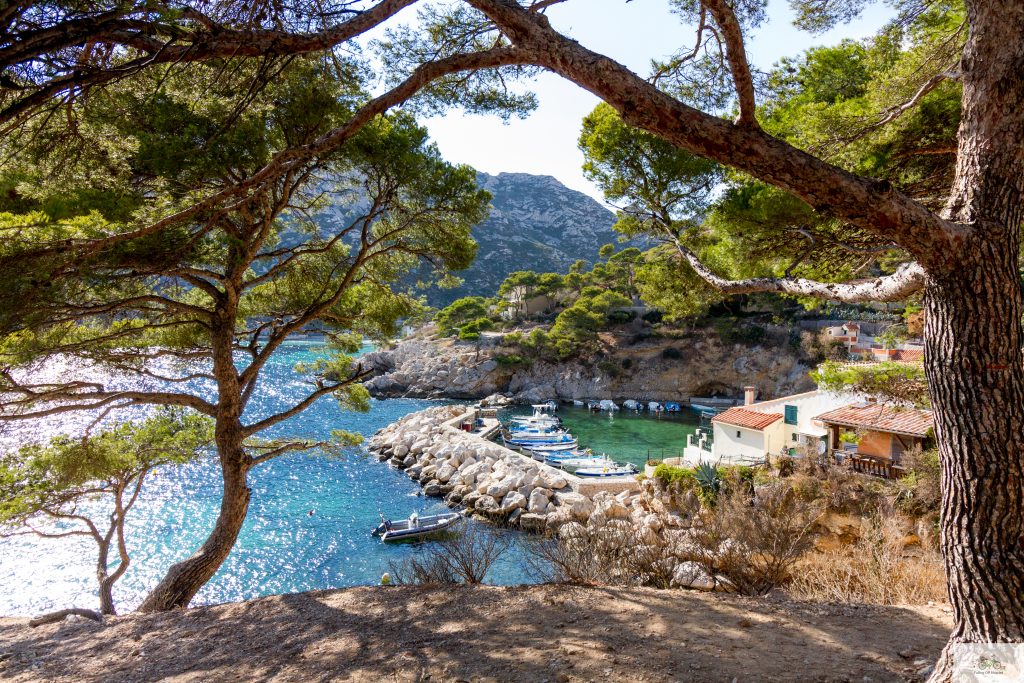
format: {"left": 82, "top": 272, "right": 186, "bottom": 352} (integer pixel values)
{"left": 465, "top": 0, "right": 962, "bottom": 268}
{"left": 672, "top": 241, "right": 925, "bottom": 302}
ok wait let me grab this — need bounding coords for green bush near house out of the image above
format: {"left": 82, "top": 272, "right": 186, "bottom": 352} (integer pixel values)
{"left": 653, "top": 463, "right": 697, "bottom": 488}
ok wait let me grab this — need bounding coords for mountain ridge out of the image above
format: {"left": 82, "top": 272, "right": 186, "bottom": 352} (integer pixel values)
{"left": 427, "top": 171, "right": 620, "bottom": 305}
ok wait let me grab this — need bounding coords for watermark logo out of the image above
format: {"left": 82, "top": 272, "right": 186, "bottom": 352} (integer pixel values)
{"left": 952, "top": 643, "right": 1024, "bottom": 682}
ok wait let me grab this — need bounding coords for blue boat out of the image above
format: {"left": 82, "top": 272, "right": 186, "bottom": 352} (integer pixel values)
{"left": 664, "top": 402, "right": 681, "bottom": 413}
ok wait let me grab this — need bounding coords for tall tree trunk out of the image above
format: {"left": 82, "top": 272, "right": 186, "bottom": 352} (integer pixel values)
{"left": 925, "top": 1, "right": 1024, "bottom": 678}
{"left": 136, "top": 422, "right": 251, "bottom": 612}
{"left": 95, "top": 539, "right": 116, "bottom": 616}
{"left": 138, "top": 308, "right": 250, "bottom": 612}
{"left": 924, "top": 245, "right": 1024, "bottom": 679}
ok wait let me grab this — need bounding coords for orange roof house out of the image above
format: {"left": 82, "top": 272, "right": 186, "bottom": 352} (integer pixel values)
{"left": 815, "top": 403, "right": 932, "bottom": 438}
{"left": 712, "top": 407, "right": 784, "bottom": 431}
{"left": 815, "top": 402, "right": 933, "bottom": 478}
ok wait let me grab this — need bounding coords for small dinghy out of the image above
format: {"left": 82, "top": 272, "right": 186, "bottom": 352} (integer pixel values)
{"left": 575, "top": 463, "right": 638, "bottom": 478}
{"left": 371, "top": 511, "right": 462, "bottom": 542}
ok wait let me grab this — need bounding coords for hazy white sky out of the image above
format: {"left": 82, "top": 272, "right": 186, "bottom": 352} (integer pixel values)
{"left": 417, "top": 0, "right": 895, "bottom": 202}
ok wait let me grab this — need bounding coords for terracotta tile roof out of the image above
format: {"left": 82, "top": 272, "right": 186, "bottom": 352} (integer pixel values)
{"left": 892, "top": 349, "right": 924, "bottom": 362}
{"left": 713, "top": 407, "right": 783, "bottom": 431}
{"left": 814, "top": 403, "right": 933, "bottom": 438}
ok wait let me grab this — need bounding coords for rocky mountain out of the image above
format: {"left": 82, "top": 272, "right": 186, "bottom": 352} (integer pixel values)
{"left": 441, "top": 172, "right": 619, "bottom": 304}
{"left": 309, "top": 171, "right": 621, "bottom": 306}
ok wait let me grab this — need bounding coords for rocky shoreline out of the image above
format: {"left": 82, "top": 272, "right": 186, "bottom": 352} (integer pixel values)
{"left": 360, "top": 329, "right": 815, "bottom": 403}
{"left": 366, "top": 405, "right": 715, "bottom": 589}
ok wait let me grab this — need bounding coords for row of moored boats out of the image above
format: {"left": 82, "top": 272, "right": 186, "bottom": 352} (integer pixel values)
{"left": 573, "top": 398, "right": 683, "bottom": 413}
{"left": 500, "top": 403, "right": 637, "bottom": 478}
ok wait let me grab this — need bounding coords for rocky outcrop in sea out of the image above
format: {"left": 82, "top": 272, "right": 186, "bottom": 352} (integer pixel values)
{"left": 361, "top": 328, "right": 814, "bottom": 403}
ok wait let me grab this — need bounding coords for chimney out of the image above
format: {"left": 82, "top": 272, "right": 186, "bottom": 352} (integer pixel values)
{"left": 744, "top": 386, "right": 757, "bottom": 406}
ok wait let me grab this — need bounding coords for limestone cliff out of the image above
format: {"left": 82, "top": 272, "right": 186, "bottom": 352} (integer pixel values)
{"left": 361, "top": 327, "right": 815, "bottom": 403}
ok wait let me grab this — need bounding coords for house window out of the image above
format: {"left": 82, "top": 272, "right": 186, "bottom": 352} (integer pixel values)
{"left": 736, "top": 431, "right": 741, "bottom": 438}
{"left": 792, "top": 433, "right": 798, "bottom": 442}
{"left": 784, "top": 405, "right": 798, "bottom": 425}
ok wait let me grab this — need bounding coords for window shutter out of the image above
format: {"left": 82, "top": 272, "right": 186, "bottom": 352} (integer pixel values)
{"left": 784, "top": 405, "right": 798, "bottom": 425}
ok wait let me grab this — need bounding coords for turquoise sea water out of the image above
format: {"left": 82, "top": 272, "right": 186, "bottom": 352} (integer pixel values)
{"left": 505, "top": 404, "right": 701, "bottom": 467}
{"left": 0, "top": 342, "right": 697, "bottom": 616}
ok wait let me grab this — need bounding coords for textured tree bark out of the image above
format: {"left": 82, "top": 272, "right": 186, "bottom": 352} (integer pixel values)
{"left": 138, "top": 310, "right": 252, "bottom": 613}
{"left": 135, "top": 447, "right": 250, "bottom": 612}
{"left": 923, "top": 1, "right": 1024, "bottom": 678}
{"left": 95, "top": 540, "right": 116, "bottom": 616}
{"left": 924, "top": 246, "right": 1024, "bottom": 680}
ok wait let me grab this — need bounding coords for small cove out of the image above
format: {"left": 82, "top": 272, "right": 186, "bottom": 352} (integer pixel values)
{"left": 504, "top": 404, "right": 702, "bottom": 468}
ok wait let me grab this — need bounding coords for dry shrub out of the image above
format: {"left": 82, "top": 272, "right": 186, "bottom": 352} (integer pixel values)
{"left": 530, "top": 522, "right": 676, "bottom": 588}
{"left": 692, "top": 483, "right": 822, "bottom": 595}
{"left": 789, "top": 515, "right": 947, "bottom": 605}
{"left": 390, "top": 524, "right": 510, "bottom": 585}
{"left": 891, "top": 447, "right": 942, "bottom": 518}
{"left": 390, "top": 549, "right": 459, "bottom": 585}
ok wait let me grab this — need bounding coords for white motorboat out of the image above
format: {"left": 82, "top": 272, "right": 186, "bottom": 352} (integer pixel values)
{"left": 504, "top": 427, "right": 571, "bottom": 440}
{"left": 525, "top": 441, "right": 580, "bottom": 453}
{"left": 575, "top": 464, "right": 638, "bottom": 478}
{"left": 598, "top": 399, "right": 619, "bottom": 412}
{"left": 503, "top": 432, "right": 577, "bottom": 447}
{"left": 371, "top": 512, "right": 463, "bottom": 542}
{"left": 555, "top": 457, "right": 618, "bottom": 473}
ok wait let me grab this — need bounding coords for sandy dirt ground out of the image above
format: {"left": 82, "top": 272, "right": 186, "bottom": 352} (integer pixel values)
{"left": 0, "top": 584, "right": 951, "bottom": 683}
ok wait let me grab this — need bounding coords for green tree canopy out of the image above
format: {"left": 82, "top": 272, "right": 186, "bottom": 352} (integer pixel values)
{"left": 0, "top": 410, "right": 213, "bottom": 614}
{"left": 0, "top": 54, "right": 490, "bottom": 611}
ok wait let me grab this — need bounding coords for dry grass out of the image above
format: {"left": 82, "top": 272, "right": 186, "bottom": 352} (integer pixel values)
{"left": 789, "top": 515, "right": 948, "bottom": 605}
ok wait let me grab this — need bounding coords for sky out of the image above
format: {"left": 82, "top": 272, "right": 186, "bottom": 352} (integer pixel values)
{"left": 414, "top": 0, "right": 896, "bottom": 202}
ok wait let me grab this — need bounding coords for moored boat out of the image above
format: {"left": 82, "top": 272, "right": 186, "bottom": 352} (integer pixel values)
{"left": 555, "top": 457, "right": 618, "bottom": 473}
{"left": 575, "top": 463, "right": 638, "bottom": 477}
{"left": 371, "top": 511, "right": 463, "bottom": 542}
{"left": 524, "top": 441, "right": 580, "bottom": 453}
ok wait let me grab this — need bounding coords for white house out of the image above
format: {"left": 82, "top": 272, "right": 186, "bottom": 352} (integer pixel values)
{"left": 683, "top": 388, "right": 852, "bottom": 466}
